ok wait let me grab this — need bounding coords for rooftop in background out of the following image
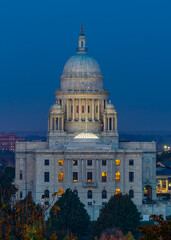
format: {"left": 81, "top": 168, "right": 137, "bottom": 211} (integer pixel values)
{"left": 0, "top": 133, "right": 25, "bottom": 151}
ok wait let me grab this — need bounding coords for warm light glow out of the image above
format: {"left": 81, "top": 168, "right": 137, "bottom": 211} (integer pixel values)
{"left": 115, "top": 172, "right": 120, "bottom": 182}
{"left": 102, "top": 172, "right": 107, "bottom": 177}
{"left": 115, "top": 189, "right": 120, "bottom": 195}
{"left": 59, "top": 189, "right": 63, "bottom": 196}
{"left": 74, "top": 132, "right": 99, "bottom": 139}
{"left": 115, "top": 159, "right": 120, "bottom": 166}
{"left": 87, "top": 179, "right": 92, "bottom": 182}
{"left": 58, "top": 159, "right": 63, "bottom": 166}
{"left": 58, "top": 172, "right": 63, "bottom": 182}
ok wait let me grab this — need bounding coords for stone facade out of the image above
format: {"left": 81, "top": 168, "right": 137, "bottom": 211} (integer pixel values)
{"left": 15, "top": 28, "right": 157, "bottom": 220}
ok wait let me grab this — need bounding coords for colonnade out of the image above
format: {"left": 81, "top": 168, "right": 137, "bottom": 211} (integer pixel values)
{"left": 48, "top": 116, "right": 64, "bottom": 131}
{"left": 103, "top": 116, "right": 117, "bottom": 131}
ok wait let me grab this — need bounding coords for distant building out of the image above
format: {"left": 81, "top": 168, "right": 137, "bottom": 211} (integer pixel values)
{"left": 156, "top": 161, "right": 171, "bottom": 197}
{"left": 15, "top": 28, "right": 157, "bottom": 220}
{"left": 0, "top": 133, "right": 25, "bottom": 151}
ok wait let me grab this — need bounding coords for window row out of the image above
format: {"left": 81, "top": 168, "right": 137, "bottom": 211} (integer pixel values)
{"left": 44, "top": 171, "right": 134, "bottom": 183}
{"left": 43, "top": 159, "right": 135, "bottom": 167}
{"left": 19, "top": 189, "right": 134, "bottom": 200}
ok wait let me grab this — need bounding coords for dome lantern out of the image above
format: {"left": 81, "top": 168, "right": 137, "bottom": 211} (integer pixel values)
{"left": 77, "top": 25, "right": 87, "bottom": 54}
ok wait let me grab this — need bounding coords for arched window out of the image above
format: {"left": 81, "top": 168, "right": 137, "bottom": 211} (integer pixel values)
{"left": 102, "top": 190, "right": 107, "bottom": 199}
{"left": 129, "top": 189, "right": 134, "bottom": 198}
{"left": 87, "top": 190, "right": 92, "bottom": 199}
{"left": 73, "top": 190, "right": 78, "bottom": 197}
{"left": 81, "top": 41, "right": 83, "bottom": 47}
{"left": 44, "top": 189, "right": 49, "bottom": 198}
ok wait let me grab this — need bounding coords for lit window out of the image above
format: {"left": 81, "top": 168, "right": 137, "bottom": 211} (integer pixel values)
{"left": 58, "top": 159, "right": 63, "bottom": 166}
{"left": 102, "top": 160, "right": 106, "bottom": 166}
{"left": 87, "top": 172, "right": 93, "bottom": 182}
{"left": 58, "top": 172, "right": 63, "bottom": 182}
{"left": 45, "top": 159, "right": 49, "bottom": 166}
{"left": 87, "top": 160, "right": 92, "bottom": 166}
{"left": 73, "top": 160, "right": 78, "bottom": 166}
{"left": 102, "top": 172, "right": 107, "bottom": 182}
{"left": 73, "top": 172, "right": 78, "bottom": 182}
{"left": 115, "top": 172, "right": 120, "bottom": 182}
{"left": 115, "top": 159, "right": 120, "bottom": 166}
{"left": 59, "top": 189, "right": 63, "bottom": 196}
{"left": 115, "top": 189, "right": 120, "bottom": 195}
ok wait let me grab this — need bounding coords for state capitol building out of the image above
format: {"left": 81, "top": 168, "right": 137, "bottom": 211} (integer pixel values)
{"left": 15, "top": 27, "right": 156, "bottom": 219}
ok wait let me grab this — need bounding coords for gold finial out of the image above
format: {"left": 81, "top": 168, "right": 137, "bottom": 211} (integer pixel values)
{"left": 81, "top": 25, "right": 83, "bottom": 33}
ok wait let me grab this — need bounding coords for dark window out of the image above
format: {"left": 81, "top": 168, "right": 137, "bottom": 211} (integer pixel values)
{"left": 129, "top": 159, "right": 134, "bottom": 166}
{"left": 73, "top": 172, "right": 78, "bottom": 182}
{"left": 45, "top": 159, "right": 49, "bottom": 166}
{"left": 73, "top": 190, "right": 78, "bottom": 197}
{"left": 87, "top": 190, "right": 92, "bottom": 199}
{"left": 71, "top": 106, "right": 73, "bottom": 113}
{"left": 87, "top": 160, "right": 92, "bottom": 166}
{"left": 20, "top": 171, "right": 22, "bottom": 180}
{"left": 20, "top": 191, "right": 23, "bottom": 199}
{"left": 102, "top": 202, "right": 107, "bottom": 205}
{"left": 129, "top": 172, "right": 134, "bottom": 182}
{"left": 87, "top": 172, "right": 93, "bottom": 182}
{"left": 88, "top": 106, "right": 90, "bottom": 113}
{"left": 96, "top": 106, "right": 98, "bottom": 113}
{"left": 102, "top": 190, "right": 107, "bottom": 199}
{"left": 45, "top": 190, "right": 49, "bottom": 198}
{"left": 82, "top": 106, "right": 84, "bottom": 113}
{"left": 102, "top": 160, "right": 106, "bottom": 166}
{"left": 109, "top": 118, "right": 112, "bottom": 130}
{"left": 129, "top": 189, "right": 134, "bottom": 198}
{"left": 73, "top": 160, "right": 78, "bottom": 166}
{"left": 28, "top": 191, "right": 32, "bottom": 197}
{"left": 81, "top": 41, "right": 83, "bottom": 47}
{"left": 44, "top": 172, "right": 49, "bottom": 182}
{"left": 88, "top": 202, "right": 92, "bottom": 205}
{"left": 77, "top": 106, "right": 79, "bottom": 113}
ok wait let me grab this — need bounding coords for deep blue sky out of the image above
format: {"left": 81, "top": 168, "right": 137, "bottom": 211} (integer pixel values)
{"left": 0, "top": 0, "right": 171, "bottom": 132}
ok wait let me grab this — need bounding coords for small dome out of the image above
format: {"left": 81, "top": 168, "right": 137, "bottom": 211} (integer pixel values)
{"left": 106, "top": 100, "right": 115, "bottom": 109}
{"left": 74, "top": 131, "right": 99, "bottom": 139}
{"left": 49, "top": 103, "right": 62, "bottom": 112}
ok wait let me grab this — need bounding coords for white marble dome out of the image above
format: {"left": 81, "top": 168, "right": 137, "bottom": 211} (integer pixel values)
{"left": 61, "top": 53, "right": 102, "bottom": 80}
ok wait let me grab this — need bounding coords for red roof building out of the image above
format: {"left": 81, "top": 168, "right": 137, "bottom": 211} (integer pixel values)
{"left": 0, "top": 133, "right": 25, "bottom": 151}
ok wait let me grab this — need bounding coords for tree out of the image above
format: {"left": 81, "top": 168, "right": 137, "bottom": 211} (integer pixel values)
{"left": 93, "top": 194, "right": 141, "bottom": 237}
{"left": 99, "top": 228, "right": 125, "bottom": 240}
{"left": 47, "top": 188, "right": 90, "bottom": 239}
{"left": 137, "top": 214, "right": 171, "bottom": 240}
{"left": 125, "top": 231, "right": 135, "bottom": 240}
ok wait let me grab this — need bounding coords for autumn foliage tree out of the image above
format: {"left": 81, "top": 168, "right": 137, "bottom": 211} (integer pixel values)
{"left": 137, "top": 214, "right": 171, "bottom": 240}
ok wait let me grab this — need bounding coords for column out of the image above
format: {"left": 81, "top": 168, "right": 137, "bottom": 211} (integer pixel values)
{"left": 54, "top": 117, "right": 56, "bottom": 130}
{"left": 62, "top": 117, "right": 64, "bottom": 130}
{"left": 108, "top": 118, "right": 109, "bottom": 131}
{"left": 86, "top": 99, "right": 88, "bottom": 122}
{"left": 92, "top": 99, "right": 94, "bottom": 121}
{"left": 115, "top": 116, "right": 117, "bottom": 130}
{"left": 98, "top": 99, "right": 100, "bottom": 120}
{"left": 103, "top": 115, "right": 106, "bottom": 131}
{"left": 72, "top": 98, "right": 75, "bottom": 121}
{"left": 67, "top": 100, "right": 69, "bottom": 121}
{"left": 111, "top": 118, "right": 114, "bottom": 131}
{"left": 50, "top": 117, "right": 53, "bottom": 130}
{"left": 79, "top": 99, "right": 81, "bottom": 121}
